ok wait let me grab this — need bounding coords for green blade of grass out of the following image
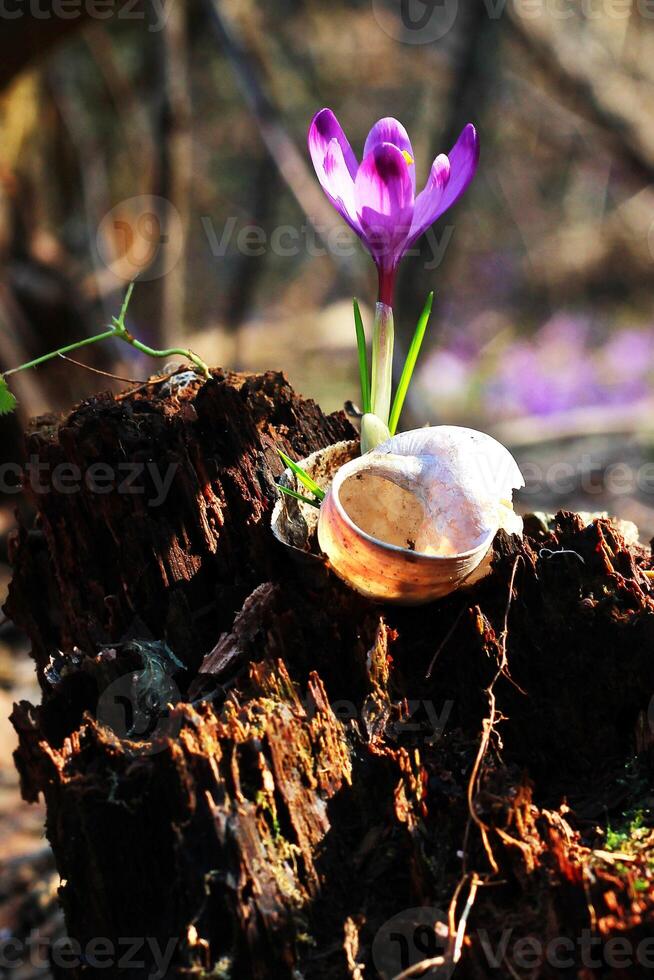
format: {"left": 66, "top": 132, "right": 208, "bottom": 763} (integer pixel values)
{"left": 388, "top": 291, "right": 434, "bottom": 435}
{"left": 353, "top": 298, "right": 371, "bottom": 414}
{"left": 277, "top": 484, "right": 321, "bottom": 508}
{"left": 277, "top": 450, "right": 326, "bottom": 501}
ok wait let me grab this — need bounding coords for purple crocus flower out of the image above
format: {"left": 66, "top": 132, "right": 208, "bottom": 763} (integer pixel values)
{"left": 308, "top": 108, "right": 479, "bottom": 304}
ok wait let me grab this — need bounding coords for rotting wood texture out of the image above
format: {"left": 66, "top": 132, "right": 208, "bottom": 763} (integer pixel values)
{"left": 7, "top": 369, "right": 654, "bottom": 979}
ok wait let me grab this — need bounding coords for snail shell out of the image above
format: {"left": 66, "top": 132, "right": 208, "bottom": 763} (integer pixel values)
{"left": 317, "top": 426, "right": 524, "bottom": 604}
{"left": 271, "top": 440, "right": 358, "bottom": 560}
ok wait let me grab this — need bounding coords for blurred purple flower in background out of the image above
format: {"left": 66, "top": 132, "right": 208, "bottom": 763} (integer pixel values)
{"left": 418, "top": 313, "right": 654, "bottom": 421}
{"left": 486, "top": 316, "right": 598, "bottom": 417}
{"left": 308, "top": 108, "right": 479, "bottom": 304}
{"left": 598, "top": 329, "right": 654, "bottom": 404}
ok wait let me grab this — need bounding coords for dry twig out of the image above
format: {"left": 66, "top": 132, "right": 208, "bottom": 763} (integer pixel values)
{"left": 465, "top": 556, "right": 523, "bottom": 875}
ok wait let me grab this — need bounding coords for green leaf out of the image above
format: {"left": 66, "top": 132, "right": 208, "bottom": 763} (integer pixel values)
{"left": 277, "top": 484, "right": 321, "bottom": 508}
{"left": 277, "top": 450, "right": 325, "bottom": 501}
{"left": 353, "top": 298, "right": 371, "bottom": 414}
{"left": 388, "top": 291, "right": 434, "bottom": 435}
{"left": 0, "top": 376, "right": 17, "bottom": 415}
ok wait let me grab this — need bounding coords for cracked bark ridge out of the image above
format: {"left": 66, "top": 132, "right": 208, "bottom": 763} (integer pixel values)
{"left": 7, "top": 370, "right": 654, "bottom": 979}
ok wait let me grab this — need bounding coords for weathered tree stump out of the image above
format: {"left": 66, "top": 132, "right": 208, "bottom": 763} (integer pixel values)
{"left": 7, "top": 369, "right": 654, "bottom": 979}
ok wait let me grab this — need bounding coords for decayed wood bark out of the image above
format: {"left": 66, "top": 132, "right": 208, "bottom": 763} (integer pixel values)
{"left": 7, "top": 369, "right": 654, "bottom": 979}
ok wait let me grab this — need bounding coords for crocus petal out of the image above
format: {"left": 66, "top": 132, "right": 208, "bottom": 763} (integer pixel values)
{"left": 409, "top": 123, "right": 479, "bottom": 245}
{"left": 407, "top": 153, "right": 450, "bottom": 247}
{"left": 319, "top": 138, "right": 361, "bottom": 233}
{"left": 354, "top": 142, "right": 414, "bottom": 272}
{"left": 308, "top": 108, "right": 358, "bottom": 181}
{"left": 363, "top": 117, "right": 416, "bottom": 191}
{"left": 439, "top": 123, "right": 479, "bottom": 213}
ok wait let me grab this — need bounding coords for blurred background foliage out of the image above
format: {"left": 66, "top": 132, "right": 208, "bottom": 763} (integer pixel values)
{"left": 1, "top": 0, "right": 654, "bottom": 524}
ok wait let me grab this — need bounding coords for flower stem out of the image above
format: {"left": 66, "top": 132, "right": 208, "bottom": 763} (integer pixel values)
{"left": 370, "top": 302, "right": 394, "bottom": 426}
